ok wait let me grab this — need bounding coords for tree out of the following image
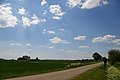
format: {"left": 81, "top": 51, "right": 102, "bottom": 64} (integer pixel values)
{"left": 108, "top": 49, "right": 120, "bottom": 65}
{"left": 17, "top": 55, "right": 31, "bottom": 60}
{"left": 92, "top": 52, "right": 102, "bottom": 61}
{"left": 35, "top": 57, "right": 39, "bottom": 61}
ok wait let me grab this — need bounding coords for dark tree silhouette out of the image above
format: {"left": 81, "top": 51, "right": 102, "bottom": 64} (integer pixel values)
{"left": 92, "top": 52, "right": 102, "bottom": 61}
{"left": 102, "top": 57, "right": 107, "bottom": 68}
{"left": 35, "top": 57, "right": 39, "bottom": 60}
{"left": 17, "top": 55, "right": 30, "bottom": 60}
{"left": 108, "top": 49, "right": 120, "bottom": 65}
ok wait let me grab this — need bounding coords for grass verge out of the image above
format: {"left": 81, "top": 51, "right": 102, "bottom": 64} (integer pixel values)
{"left": 71, "top": 65, "right": 106, "bottom": 80}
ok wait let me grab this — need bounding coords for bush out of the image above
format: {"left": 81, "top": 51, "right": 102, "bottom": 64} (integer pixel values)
{"left": 107, "top": 66, "right": 120, "bottom": 80}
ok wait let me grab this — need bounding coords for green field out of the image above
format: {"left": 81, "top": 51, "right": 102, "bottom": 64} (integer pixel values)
{"left": 71, "top": 65, "right": 107, "bottom": 80}
{"left": 0, "top": 60, "right": 95, "bottom": 79}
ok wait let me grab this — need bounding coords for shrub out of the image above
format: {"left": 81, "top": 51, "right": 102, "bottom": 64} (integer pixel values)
{"left": 107, "top": 66, "right": 120, "bottom": 80}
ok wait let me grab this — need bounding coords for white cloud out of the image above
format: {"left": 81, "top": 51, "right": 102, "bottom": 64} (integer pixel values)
{"left": 18, "top": 7, "right": 26, "bottom": 16}
{"left": 92, "top": 35, "right": 116, "bottom": 43}
{"left": 49, "top": 37, "right": 69, "bottom": 44}
{"left": 0, "top": 4, "right": 18, "bottom": 28}
{"left": 18, "top": 7, "right": 43, "bottom": 27}
{"left": 10, "top": 43, "right": 22, "bottom": 46}
{"left": 43, "top": 29, "right": 56, "bottom": 34}
{"left": 49, "top": 4, "right": 65, "bottom": 20}
{"left": 41, "top": 0, "right": 47, "bottom": 6}
{"left": 26, "top": 44, "right": 31, "bottom": 46}
{"left": 102, "top": 0, "right": 109, "bottom": 5}
{"left": 48, "top": 31, "right": 56, "bottom": 34}
{"left": 92, "top": 34, "right": 120, "bottom": 45}
{"left": 79, "top": 46, "right": 90, "bottom": 49}
{"left": 22, "top": 16, "right": 30, "bottom": 26}
{"left": 43, "top": 10, "right": 47, "bottom": 15}
{"left": 66, "top": 0, "right": 81, "bottom": 8}
{"left": 41, "top": 18, "right": 46, "bottom": 22}
{"left": 74, "top": 36, "right": 86, "bottom": 40}
{"left": 66, "top": 0, "right": 108, "bottom": 9}
{"left": 43, "top": 29, "right": 46, "bottom": 34}
{"left": 52, "top": 16, "right": 61, "bottom": 20}
{"left": 30, "top": 15, "right": 40, "bottom": 25}
{"left": 112, "top": 39, "right": 120, "bottom": 45}
{"left": 22, "top": 14, "right": 40, "bottom": 26}
{"left": 59, "top": 28, "right": 65, "bottom": 31}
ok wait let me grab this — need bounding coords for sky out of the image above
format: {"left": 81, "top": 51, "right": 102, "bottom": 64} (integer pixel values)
{"left": 0, "top": 0, "right": 120, "bottom": 60}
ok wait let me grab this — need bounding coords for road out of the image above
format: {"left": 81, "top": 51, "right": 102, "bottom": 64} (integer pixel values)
{"left": 6, "top": 62, "right": 102, "bottom": 80}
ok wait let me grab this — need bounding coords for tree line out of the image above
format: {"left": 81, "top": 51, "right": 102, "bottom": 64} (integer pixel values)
{"left": 92, "top": 49, "right": 120, "bottom": 65}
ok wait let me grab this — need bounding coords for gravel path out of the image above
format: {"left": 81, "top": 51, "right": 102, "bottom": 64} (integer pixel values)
{"left": 5, "top": 62, "right": 102, "bottom": 80}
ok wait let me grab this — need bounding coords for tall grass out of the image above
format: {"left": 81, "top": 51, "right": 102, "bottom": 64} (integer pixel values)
{"left": 107, "top": 66, "right": 120, "bottom": 80}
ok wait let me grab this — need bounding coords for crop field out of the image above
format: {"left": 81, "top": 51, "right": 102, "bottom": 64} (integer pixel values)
{"left": 0, "top": 60, "right": 95, "bottom": 79}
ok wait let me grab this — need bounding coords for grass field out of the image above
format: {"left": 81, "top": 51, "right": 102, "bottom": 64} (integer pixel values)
{"left": 0, "top": 60, "right": 95, "bottom": 79}
{"left": 71, "top": 65, "right": 107, "bottom": 80}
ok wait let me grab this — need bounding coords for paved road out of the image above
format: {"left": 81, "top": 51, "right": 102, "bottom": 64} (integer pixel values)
{"left": 6, "top": 62, "right": 102, "bottom": 80}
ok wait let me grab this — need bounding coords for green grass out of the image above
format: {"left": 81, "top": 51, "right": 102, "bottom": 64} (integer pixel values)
{"left": 71, "top": 65, "right": 107, "bottom": 80}
{"left": 0, "top": 60, "right": 95, "bottom": 79}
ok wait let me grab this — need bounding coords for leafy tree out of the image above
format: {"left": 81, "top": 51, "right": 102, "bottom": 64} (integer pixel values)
{"left": 35, "top": 57, "right": 39, "bottom": 61}
{"left": 108, "top": 49, "right": 120, "bottom": 65}
{"left": 92, "top": 52, "right": 102, "bottom": 61}
{"left": 17, "top": 55, "right": 30, "bottom": 60}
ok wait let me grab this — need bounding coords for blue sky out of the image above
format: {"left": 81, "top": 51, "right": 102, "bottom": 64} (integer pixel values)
{"left": 0, "top": 0, "right": 120, "bottom": 60}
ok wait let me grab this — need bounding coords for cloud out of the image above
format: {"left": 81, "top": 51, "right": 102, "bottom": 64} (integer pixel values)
{"left": 66, "top": 0, "right": 81, "bottom": 8}
{"left": 18, "top": 7, "right": 44, "bottom": 27}
{"left": 66, "top": 0, "right": 108, "bottom": 9}
{"left": 41, "top": 18, "right": 46, "bottom": 22}
{"left": 22, "top": 14, "right": 40, "bottom": 26}
{"left": 0, "top": 4, "right": 18, "bottom": 28}
{"left": 30, "top": 15, "right": 40, "bottom": 25}
{"left": 43, "top": 10, "right": 47, "bottom": 15}
{"left": 79, "top": 46, "right": 90, "bottom": 49}
{"left": 92, "top": 35, "right": 116, "bottom": 43}
{"left": 49, "top": 37, "right": 69, "bottom": 44}
{"left": 18, "top": 7, "right": 26, "bottom": 16}
{"left": 41, "top": 0, "right": 47, "bottom": 6}
{"left": 74, "top": 36, "right": 86, "bottom": 40}
{"left": 22, "top": 16, "right": 30, "bottom": 26}
{"left": 48, "top": 31, "right": 56, "bottom": 34}
{"left": 10, "top": 43, "right": 22, "bottom": 46}
{"left": 92, "top": 34, "right": 120, "bottom": 45}
{"left": 49, "top": 4, "right": 65, "bottom": 20}
{"left": 81, "top": 0, "right": 108, "bottom": 9}
{"left": 26, "top": 44, "right": 31, "bottom": 46}
{"left": 43, "top": 29, "right": 56, "bottom": 34}
{"left": 112, "top": 39, "right": 120, "bottom": 45}
{"left": 59, "top": 28, "right": 65, "bottom": 31}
